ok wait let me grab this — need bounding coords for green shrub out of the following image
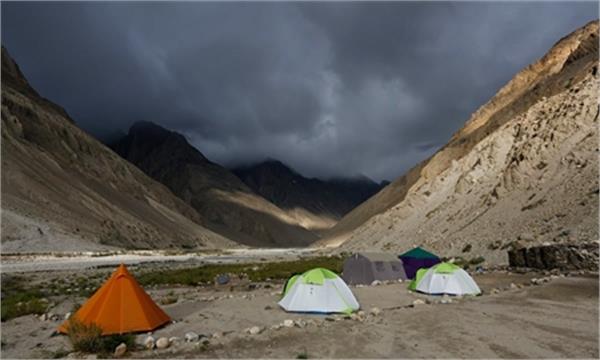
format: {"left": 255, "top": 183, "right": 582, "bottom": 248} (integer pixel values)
{"left": 0, "top": 275, "right": 48, "bottom": 321}
{"left": 66, "top": 318, "right": 135, "bottom": 355}
{"left": 67, "top": 319, "right": 103, "bottom": 353}
{"left": 296, "top": 350, "right": 309, "bottom": 359}
{"left": 469, "top": 256, "right": 485, "bottom": 265}
{"left": 136, "top": 256, "right": 345, "bottom": 287}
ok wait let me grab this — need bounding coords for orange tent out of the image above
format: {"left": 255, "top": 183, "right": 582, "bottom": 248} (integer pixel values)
{"left": 58, "top": 264, "right": 171, "bottom": 335}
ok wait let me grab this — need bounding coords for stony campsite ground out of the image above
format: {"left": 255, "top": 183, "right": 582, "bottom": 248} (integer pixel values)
{"left": 0, "top": 262, "right": 598, "bottom": 359}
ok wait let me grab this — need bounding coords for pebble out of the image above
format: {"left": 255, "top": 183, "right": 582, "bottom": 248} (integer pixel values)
{"left": 114, "top": 343, "right": 127, "bottom": 357}
{"left": 39, "top": 314, "right": 47, "bottom": 321}
{"left": 156, "top": 337, "right": 170, "bottom": 349}
{"left": 185, "top": 332, "right": 199, "bottom": 342}
{"left": 169, "top": 336, "right": 181, "bottom": 345}
{"left": 212, "top": 332, "right": 223, "bottom": 339}
{"left": 144, "top": 336, "right": 155, "bottom": 349}
{"left": 64, "top": 312, "right": 72, "bottom": 320}
{"left": 371, "top": 280, "right": 382, "bottom": 286}
{"left": 491, "top": 288, "right": 500, "bottom": 294}
{"left": 440, "top": 297, "right": 453, "bottom": 304}
{"left": 412, "top": 299, "right": 426, "bottom": 306}
{"left": 294, "top": 320, "right": 306, "bottom": 328}
{"left": 509, "top": 283, "right": 518, "bottom": 289}
{"left": 282, "top": 319, "right": 295, "bottom": 327}
{"left": 270, "top": 324, "right": 281, "bottom": 330}
{"left": 247, "top": 326, "right": 262, "bottom": 335}
{"left": 370, "top": 307, "right": 382, "bottom": 316}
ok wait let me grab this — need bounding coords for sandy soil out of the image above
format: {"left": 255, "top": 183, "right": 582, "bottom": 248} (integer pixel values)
{"left": 1, "top": 268, "right": 597, "bottom": 359}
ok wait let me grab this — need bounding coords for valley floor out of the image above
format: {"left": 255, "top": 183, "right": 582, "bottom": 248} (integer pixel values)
{"left": 0, "top": 263, "right": 597, "bottom": 359}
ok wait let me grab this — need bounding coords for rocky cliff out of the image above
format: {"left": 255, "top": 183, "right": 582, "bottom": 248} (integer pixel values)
{"left": 322, "top": 20, "right": 599, "bottom": 266}
{"left": 1, "top": 47, "right": 234, "bottom": 252}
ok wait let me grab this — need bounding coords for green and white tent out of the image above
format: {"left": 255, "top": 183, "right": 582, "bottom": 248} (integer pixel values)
{"left": 412, "top": 262, "right": 481, "bottom": 295}
{"left": 279, "top": 268, "right": 360, "bottom": 314}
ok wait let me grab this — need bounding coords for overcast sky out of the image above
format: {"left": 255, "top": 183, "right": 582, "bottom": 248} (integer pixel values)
{"left": 2, "top": 2, "right": 597, "bottom": 181}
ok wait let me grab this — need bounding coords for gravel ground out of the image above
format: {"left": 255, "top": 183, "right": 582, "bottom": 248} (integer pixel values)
{"left": 0, "top": 267, "right": 597, "bottom": 359}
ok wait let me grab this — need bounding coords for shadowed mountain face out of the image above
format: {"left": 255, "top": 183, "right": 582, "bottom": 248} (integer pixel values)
{"left": 233, "top": 160, "right": 385, "bottom": 219}
{"left": 0, "top": 47, "right": 234, "bottom": 252}
{"left": 110, "top": 122, "right": 320, "bottom": 247}
{"left": 322, "top": 20, "right": 599, "bottom": 265}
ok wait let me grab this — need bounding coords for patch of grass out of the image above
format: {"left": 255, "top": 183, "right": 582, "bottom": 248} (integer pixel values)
{"left": 1, "top": 275, "right": 48, "bottom": 321}
{"left": 469, "top": 256, "right": 485, "bottom": 266}
{"left": 136, "top": 256, "right": 345, "bottom": 287}
{"left": 66, "top": 318, "right": 135, "bottom": 355}
{"left": 50, "top": 348, "right": 71, "bottom": 359}
{"left": 296, "top": 349, "right": 309, "bottom": 359}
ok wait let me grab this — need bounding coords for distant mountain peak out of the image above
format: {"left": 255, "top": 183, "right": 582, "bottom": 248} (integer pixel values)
{"left": 232, "top": 159, "right": 384, "bottom": 218}
{"left": 113, "top": 121, "right": 208, "bottom": 165}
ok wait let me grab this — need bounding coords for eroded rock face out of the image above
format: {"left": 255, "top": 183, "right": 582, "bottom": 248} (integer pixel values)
{"left": 508, "top": 242, "right": 599, "bottom": 270}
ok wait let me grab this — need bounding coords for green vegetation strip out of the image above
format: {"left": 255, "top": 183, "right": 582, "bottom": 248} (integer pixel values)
{"left": 135, "top": 255, "right": 345, "bottom": 286}
{"left": 1, "top": 275, "right": 48, "bottom": 321}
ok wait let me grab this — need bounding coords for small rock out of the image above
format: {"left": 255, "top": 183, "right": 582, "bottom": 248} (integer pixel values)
{"left": 144, "top": 336, "right": 155, "bottom": 349}
{"left": 185, "top": 332, "right": 199, "bottom": 342}
{"left": 491, "top": 288, "right": 500, "bottom": 294}
{"left": 357, "top": 310, "right": 366, "bottom": 317}
{"left": 264, "top": 305, "right": 273, "bottom": 310}
{"left": 247, "top": 326, "right": 262, "bottom": 335}
{"left": 371, "top": 280, "right": 382, "bottom": 286}
{"left": 294, "top": 320, "right": 306, "bottom": 328}
{"left": 212, "top": 332, "right": 223, "bottom": 339}
{"left": 270, "top": 324, "right": 281, "bottom": 330}
{"left": 283, "top": 319, "right": 295, "bottom": 327}
{"left": 39, "top": 314, "right": 47, "bottom": 321}
{"left": 114, "top": 343, "right": 127, "bottom": 357}
{"left": 64, "top": 312, "right": 72, "bottom": 320}
{"left": 509, "top": 283, "right": 517, "bottom": 290}
{"left": 440, "top": 297, "right": 452, "bottom": 304}
{"left": 370, "top": 307, "right": 382, "bottom": 316}
{"left": 412, "top": 299, "right": 426, "bottom": 306}
{"left": 156, "top": 337, "right": 170, "bottom": 349}
{"left": 169, "top": 337, "right": 181, "bottom": 345}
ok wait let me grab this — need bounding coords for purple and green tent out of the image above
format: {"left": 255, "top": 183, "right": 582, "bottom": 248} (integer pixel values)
{"left": 399, "top": 247, "right": 441, "bottom": 279}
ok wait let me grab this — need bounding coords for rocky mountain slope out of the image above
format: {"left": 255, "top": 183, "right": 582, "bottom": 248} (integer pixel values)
{"left": 110, "top": 122, "right": 319, "bottom": 247}
{"left": 322, "top": 20, "right": 599, "bottom": 265}
{"left": 1, "top": 47, "right": 234, "bottom": 252}
{"left": 233, "top": 160, "right": 384, "bottom": 228}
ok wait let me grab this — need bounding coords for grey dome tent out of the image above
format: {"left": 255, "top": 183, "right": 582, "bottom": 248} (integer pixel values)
{"left": 342, "top": 252, "right": 407, "bottom": 285}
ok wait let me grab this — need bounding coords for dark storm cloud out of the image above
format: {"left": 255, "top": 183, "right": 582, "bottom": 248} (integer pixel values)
{"left": 1, "top": 2, "right": 597, "bottom": 181}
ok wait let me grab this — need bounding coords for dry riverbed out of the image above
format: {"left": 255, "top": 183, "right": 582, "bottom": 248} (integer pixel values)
{"left": 0, "top": 264, "right": 597, "bottom": 359}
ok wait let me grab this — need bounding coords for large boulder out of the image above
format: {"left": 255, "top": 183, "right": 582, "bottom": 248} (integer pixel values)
{"left": 508, "top": 242, "right": 599, "bottom": 270}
